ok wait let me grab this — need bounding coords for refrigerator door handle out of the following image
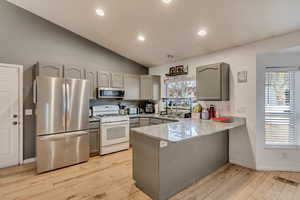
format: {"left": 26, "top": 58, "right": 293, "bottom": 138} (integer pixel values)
{"left": 65, "top": 131, "right": 89, "bottom": 138}
{"left": 33, "top": 80, "right": 37, "bottom": 104}
{"left": 66, "top": 83, "right": 70, "bottom": 113}
{"left": 38, "top": 134, "right": 66, "bottom": 141}
{"left": 62, "top": 82, "right": 66, "bottom": 130}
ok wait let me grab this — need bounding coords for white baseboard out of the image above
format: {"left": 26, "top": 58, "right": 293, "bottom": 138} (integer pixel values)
{"left": 23, "top": 157, "right": 36, "bottom": 164}
{"left": 229, "top": 158, "right": 256, "bottom": 170}
{"left": 230, "top": 158, "right": 300, "bottom": 172}
{"left": 256, "top": 165, "right": 300, "bottom": 172}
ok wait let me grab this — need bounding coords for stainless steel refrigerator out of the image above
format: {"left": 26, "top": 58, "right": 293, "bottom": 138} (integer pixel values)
{"left": 34, "top": 76, "right": 90, "bottom": 173}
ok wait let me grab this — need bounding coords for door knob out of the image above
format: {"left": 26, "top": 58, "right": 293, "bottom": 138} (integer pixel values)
{"left": 13, "top": 114, "right": 18, "bottom": 118}
{"left": 13, "top": 121, "right": 18, "bottom": 125}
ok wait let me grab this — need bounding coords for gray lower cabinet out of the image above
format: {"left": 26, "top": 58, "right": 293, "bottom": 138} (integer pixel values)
{"left": 139, "top": 118, "right": 150, "bottom": 127}
{"left": 85, "top": 70, "right": 98, "bottom": 99}
{"left": 111, "top": 72, "right": 124, "bottom": 88}
{"left": 124, "top": 74, "right": 140, "bottom": 100}
{"left": 196, "top": 62, "right": 229, "bottom": 101}
{"left": 89, "top": 121, "right": 100, "bottom": 156}
{"left": 140, "top": 75, "right": 161, "bottom": 100}
{"left": 132, "top": 131, "right": 229, "bottom": 200}
{"left": 98, "top": 71, "right": 111, "bottom": 88}
{"left": 64, "top": 66, "right": 85, "bottom": 79}
{"left": 34, "top": 62, "right": 63, "bottom": 77}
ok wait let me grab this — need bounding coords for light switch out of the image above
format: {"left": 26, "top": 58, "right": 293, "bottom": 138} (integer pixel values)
{"left": 25, "top": 109, "right": 33, "bottom": 116}
{"left": 237, "top": 71, "right": 248, "bottom": 83}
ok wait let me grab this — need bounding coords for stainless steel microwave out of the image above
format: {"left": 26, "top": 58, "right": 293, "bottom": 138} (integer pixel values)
{"left": 97, "top": 88, "right": 125, "bottom": 99}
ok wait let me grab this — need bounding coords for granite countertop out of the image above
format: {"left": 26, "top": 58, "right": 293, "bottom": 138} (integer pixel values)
{"left": 89, "top": 114, "right": 177, "bottom": 123}
{"left": 129, "top": 114, "right": 180, "bottom": 122}
{"left": 89, "top": 117, "right": 100, "bottom": 123}
{"left": 131, "top": 117, "right": 246, "bottom": 143}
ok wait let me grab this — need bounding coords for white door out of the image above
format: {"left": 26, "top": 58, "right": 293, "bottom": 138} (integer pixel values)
{"left": 0, "top": 65, "right": 20, "bottom": 168}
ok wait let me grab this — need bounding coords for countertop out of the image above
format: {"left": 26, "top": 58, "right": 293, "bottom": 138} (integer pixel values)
{"left": 89, "top": 114, "right": 180, "bottom": 123}
{"left": 131, "top": 117, "right": 246, "bottom": 143}
{"left": 89, "top": 117, "right": 100, "bottom": 123}
{"left": 128, "top": 114, "right": 179, "bottom": 122}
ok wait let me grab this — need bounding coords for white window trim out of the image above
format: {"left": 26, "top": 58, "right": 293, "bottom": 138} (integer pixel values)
{"left": 264, "top": 144, "right": 299, "bottom": 149}
{"left": 264, "top": 67, "right": 299, "bottom": 149}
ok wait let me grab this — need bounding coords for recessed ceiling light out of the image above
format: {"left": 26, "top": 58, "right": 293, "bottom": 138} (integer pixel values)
{"left": 137, "top": 35, "right": 145, "bottom": 42}
{"left": 198, "top": 29, "right": 207, "bottom": 37}
{"left": 162, "top": 0, "right": 173, "bottom": 4}
{"left": 96, "top": 9, "right": 105, "bottom": 16}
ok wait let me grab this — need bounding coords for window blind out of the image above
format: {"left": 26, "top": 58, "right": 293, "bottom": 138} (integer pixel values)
{"left": 264, "top": 71, "right": 296, "bottom": 145}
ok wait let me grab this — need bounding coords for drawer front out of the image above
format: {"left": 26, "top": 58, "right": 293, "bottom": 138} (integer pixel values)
{"left": 130, "top": 118, "right": 139, "bottom": 124}
{"left": 36, "top": 131, "right": 89, "bottom": 173}
{"left": 37, "top": 134, "right": 65, "bottom": 173}
{"left": 149, "top": 118, "right": 163, "bottom": 125}
{"left": 139, "top": 118, "right": 150, "bottom": 127}
{"left": 89, "top": 122, "right": 100, "bottom": 129}
{"left": 65, "top": 132, "right": 89, "bottom": 165}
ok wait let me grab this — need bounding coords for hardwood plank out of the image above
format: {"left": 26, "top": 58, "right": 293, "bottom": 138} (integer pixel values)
{"left": 0, "top": 149, "right": 299, "bottom": 200}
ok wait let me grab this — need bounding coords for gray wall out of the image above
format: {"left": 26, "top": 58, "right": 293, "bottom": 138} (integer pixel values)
{"left": 0, "top": 0, "right": 148, "bottom": 159}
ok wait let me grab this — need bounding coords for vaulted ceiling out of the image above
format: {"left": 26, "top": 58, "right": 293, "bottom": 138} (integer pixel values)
{"left": 7, "top": 0, "right": 300, "bottom": 67}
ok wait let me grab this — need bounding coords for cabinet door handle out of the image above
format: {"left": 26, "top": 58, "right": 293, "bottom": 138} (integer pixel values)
{"left": 13, "top": 121, "right": 18, "bottom": 125}
{"left": 198, "top": 67, "right": 219, "bottom": 73}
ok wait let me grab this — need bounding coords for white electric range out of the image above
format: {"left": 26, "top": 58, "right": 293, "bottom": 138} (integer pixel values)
{"left": 92, "top": 105, "right": 129, "bottom": 155}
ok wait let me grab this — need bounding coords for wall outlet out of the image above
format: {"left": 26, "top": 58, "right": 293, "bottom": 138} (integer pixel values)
{"left": 280, "top": 152, "right": 287, "bottom": 159}
{"left": 237, "top": 107, "right": 247, "bottom": 114}
{"left": 237, "top": 71, "right": 248, "bottom": 83}
{"left": 25, "top": 109, "right": 33, "bottom": 116}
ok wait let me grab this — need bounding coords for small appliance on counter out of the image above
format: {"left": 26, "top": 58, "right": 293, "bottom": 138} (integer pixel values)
{"left": 127, "top": 107, "right": 139, "bottom": 115}
{"left": 144, "top": 102, "right": 155, "bottom": 114}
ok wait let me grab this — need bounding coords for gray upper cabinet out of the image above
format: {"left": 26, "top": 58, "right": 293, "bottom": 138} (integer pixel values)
{"left": 140, "top": 75, "right": 153, "bottom": 100}
{"left": 111, "top": 72, "right": 124, "bottom": 88}
{"left": 98, "top": 71, "right": 111, "bottom": 88}
{"left": 98, "top": 71, "right": 124, "bottom": 88}
{"left": 140, "top": 75, "right": 161, "bottom": 100}
{"left": 124, "top": 74, "right": 140, "bottom": 100}
{"left": 196, "top": 63, "right": 229, "bottom": 101}
{"left": 34, "top": 62, "right": 63, "bottom": 77}
{"left": 85, "top": 70, "right": 97, "bottom": 99}
{"left": 64, "top": 66, "right": 85, "bottom": 79}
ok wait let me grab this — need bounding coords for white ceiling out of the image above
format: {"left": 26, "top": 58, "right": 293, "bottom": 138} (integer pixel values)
{"left": 7, "top": 0, "right": 300, "bottom": 67}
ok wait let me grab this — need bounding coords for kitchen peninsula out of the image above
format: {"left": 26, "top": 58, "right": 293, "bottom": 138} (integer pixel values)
{"left": 131, "top": 118, "right": 246, "bottom": 200}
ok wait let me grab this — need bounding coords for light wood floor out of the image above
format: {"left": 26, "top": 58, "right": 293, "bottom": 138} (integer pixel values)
{"left": 1, "top": 149, "right": 300, "bottom": 200}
